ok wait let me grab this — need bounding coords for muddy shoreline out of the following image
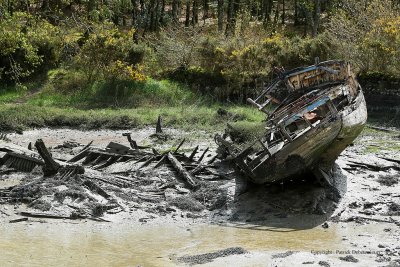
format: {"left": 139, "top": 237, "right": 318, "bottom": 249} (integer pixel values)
{"left": 1, "top": 127, "right": 399, "bottom": 266}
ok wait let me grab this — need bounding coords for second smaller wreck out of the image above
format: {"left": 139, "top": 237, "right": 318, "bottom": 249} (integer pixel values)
{"left": 216, "top": 60, "right": 368, "bottom": 185}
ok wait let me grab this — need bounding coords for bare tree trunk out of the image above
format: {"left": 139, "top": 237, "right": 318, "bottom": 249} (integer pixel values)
{"left": 225, "top": 0, "right": 233, "bottom": 35}
{"left": 233, "top": 0, "right": 240, "bottom": 22}
{"left": 131, "top": 0, "right": 139, "bottom": 43}
{"left": 142, "top": 0, "right": 154, "bottom": 36}
{"left": 263, "top": 0, "right": 271, "bottom": 23}
{"left": 268, "top": 0, "right": 273, "bottom": 21}
{"left": 177, "top": 0, "right": 182, "bottom": 17}
{"left": 203, "top": 0, "right": 209, "bottom": 23}
{"left": 192, "top": 0, "right": 198, "bottom": 25}
{"left": 139, "top": 0, "right": 147, "bottom": 37}
{"left": 88, "top": 0, "right": 96, "bottom": 13}
{"left": 273, "top": 0, "right": 279, "bottom": 26}
{"left": 312, "top": 0, "right": 320, "bottom": 37}
{"left": 294, "top": 0, "right": 298, "bottom": 25}
{"left": 149, "top": 0, "right": 156, "bottom": 31}
{"left": 185, "top": 0, "right": 191, "bottom": 27}
{"left": 172, "top": 0, "right": 178, "bottom": 24}
{"left": 160, "top": 0, "right": 165, "bottom": 24}
{"left": 281, "top": 0, "right": 285, "bottom": 24}
{"left": 217, "top": 0, "right": 224, "bottom": 32}
{"left": 154, "top": 0, "right": 160, "bottom": 30}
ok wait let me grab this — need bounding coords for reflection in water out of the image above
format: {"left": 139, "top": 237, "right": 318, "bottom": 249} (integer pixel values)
{"left": 0, "top": 222, "right": 342, "bottom": 266}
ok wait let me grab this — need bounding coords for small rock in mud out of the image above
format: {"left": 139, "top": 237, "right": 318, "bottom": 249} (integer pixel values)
{"left": 387, "top": 203, "right": 400, "bottom": 216}
{"left": 339, "top": 255, "right": 359, "bottom": 263}
{"left": 177, "top": 247, "right": 247, "bottom": 265}
{"left": 375, "top": 255, "right": 392, "bottom": 263}
{"left": 272, "top": 251, "right": 296, "bottom": 259}
{"left": 54, "top": 141, "right": 81, "bottom": 149}
{"left": 321, "top": 222, "right": 329, "bottom": 228}
{"left": 28, "top": 199, "right": 52, "bottom": 211}
{"left": 192, "top": 182, "right": 227, "bottom": 210}
{"left": 168, "top": 196, "right": 205, "bottom": 212}
{"left": 318, "top": 261, "right": 330, "bottom": 267}
{"left": 377, "top": 174, "right": 399, "bottom": 186}
{"left": 363, "top": 202, "right": 376, "bottom": 209}
{"left": 348, "top": 201, "right": 361, "bottom": 209}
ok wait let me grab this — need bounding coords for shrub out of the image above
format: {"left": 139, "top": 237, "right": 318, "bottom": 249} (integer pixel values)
{"left": 45, "top": 68, "right": 89, "bottom": 94}
{"left": 0, "top": 12, "right": 63, "bottom": 83}
{"left": 165, "top": 31, "right": 332, "bottom": 101}
{"left": 326, "top": 0, "right": 400, "bottom": 77}
{"left": 74, "top": 23, "right": 146, "bottom": 82}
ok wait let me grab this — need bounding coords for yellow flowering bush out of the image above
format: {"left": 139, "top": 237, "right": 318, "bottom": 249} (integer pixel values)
{"left": 108, "top": 60, "right": 147, "bottom": 82}
{"left": 74, "top": 23, "right": 146, "bottom": 82}
{"left": 360, "top": 16, "right": 400, "bottom": 75}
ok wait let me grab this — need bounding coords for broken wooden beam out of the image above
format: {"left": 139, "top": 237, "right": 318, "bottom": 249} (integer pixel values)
{"left": 188, "top": 145, "right": 199, "bottom": 161}
{"left": 9, "top": 217, "right": 28, "bottom": 223}
{"left": 123, "top": 133, "right": 151, "bottom": 150}
{"left": 123, "top": 133, "right": 138, "bottom": 149}
{"left": 0, "top": 209, "right": 10, "bottom": 216}
{"left": 153, "top": 154, "right": 167, "bottom": 168}
{"left": 156, "top": 115, "right": 163, "bottom": 133}
{"left": 167, "top": 152, "right": 198, "bottom": 189}
{"left": 1, "top": 152, "right": 43, "bottom": 172}
{"left": 82, "top": 180, "right": 111, "bottom": 199}
{"left": 173, "top": 139, "right": 186, "bottom": 154}
{"left": 190, "top": 164, "right": 206, "bottom": 175}
{"left": 197, "top": 147, "right": 209, "bottom": 162}
{"left": 19, "top": 211, "right": 84, "bottom": 220}
{"left": 34, "top": 139, "right": 61, "bottom": 176}
{"left": 58, "top": 165, "right": 85, "bottom": 180}
{"left": 80, "top": 140, "right": 93, "bottom": 152}
{"left": 207, "top": 155, "right": 218, "bottom": 164}
{"left": 152, "top": 148, "right": 160, "bottom": 155}
{"left": 379, "top": 157, "right": 400, "bottom": 165}
{"left": 139, "top": 156, "right": 155, "bottom": 169}
{"left": 0, "top": 133, "right": 10, "bottom": 142}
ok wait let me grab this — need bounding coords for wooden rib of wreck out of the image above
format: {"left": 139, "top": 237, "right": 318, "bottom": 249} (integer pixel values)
{"left": 216, "top": 60, "right": 368, "bottom": 185}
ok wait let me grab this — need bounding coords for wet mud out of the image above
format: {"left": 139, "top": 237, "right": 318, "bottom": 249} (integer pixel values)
{"left": 0, "top": 127, "right": 399, "bottom": 266}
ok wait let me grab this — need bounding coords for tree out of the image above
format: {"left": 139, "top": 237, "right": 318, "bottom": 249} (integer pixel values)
{"left": 218, "top": 0, "right": 224, "bottom": 31}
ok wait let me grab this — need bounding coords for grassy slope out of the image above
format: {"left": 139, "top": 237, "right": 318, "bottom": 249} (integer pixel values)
{"left": 0, "top": 79, "right": 265, "bottom": 132}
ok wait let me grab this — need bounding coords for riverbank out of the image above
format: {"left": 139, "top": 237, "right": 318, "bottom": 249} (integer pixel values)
{"left": 0, "top": 126, "right": 399, "bottom": 266}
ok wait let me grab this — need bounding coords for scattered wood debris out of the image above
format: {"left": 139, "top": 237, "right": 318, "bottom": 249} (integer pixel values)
{"left": 0, "top": 127, "right": 229, "bottom": 221}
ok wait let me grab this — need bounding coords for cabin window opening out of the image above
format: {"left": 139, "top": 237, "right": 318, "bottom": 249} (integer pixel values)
{"left": 284, "top": 102, "right": 332, "bottom": 136}
{"left": 332, "top": 95, "right": 348, "bottom": 111}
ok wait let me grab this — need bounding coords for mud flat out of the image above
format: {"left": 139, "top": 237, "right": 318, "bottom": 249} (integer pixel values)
{"left": 0, "top": 127, "right": 399, "bottom": 266}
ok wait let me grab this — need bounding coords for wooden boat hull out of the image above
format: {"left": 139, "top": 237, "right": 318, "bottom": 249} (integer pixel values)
{"left": 249, "top": 90, "right": 367, "bottom": 184}
{"left": 216, "top": 61, "right": 368, "bottom": 185}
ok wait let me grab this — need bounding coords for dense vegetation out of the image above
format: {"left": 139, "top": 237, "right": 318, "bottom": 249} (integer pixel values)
{"left": 0, "top": 0, "right": 399, "bottom": 130}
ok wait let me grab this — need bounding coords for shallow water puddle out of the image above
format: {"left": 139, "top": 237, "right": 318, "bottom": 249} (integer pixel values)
{"left": 0, "top": 221, "right": 345, "bottom": 266}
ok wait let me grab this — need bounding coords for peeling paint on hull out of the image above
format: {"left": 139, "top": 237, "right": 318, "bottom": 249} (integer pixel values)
{"left": 216, "top": 61, "right": 368, "bottom": 185}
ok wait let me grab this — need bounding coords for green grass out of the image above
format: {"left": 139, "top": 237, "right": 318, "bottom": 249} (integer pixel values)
{"left": 27, "top": 77, "right": 200, "bottom": 109}
{"left": 362, "top": 140, "right": 400, "bottom": 153}
{"left": 0, "top": 79, "right": 45, "bottom": 104}
{"left": 0, "top": 88, "right": 26, "bottom": 104}
{"left": 358, "top": 126, "right": 400, "bottom": 153}
{"left": 0, "top": 75, "right": 266, "bottom": 132}
{"left": 0, "top": 104, "right": 265, "bottom": 132}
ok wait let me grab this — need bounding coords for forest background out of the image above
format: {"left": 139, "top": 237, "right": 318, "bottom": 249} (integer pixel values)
{"left": 0, "top": 0, "right": 399, "bottom": 131}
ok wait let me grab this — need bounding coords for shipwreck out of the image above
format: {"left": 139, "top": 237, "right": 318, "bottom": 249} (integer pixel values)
{"left": 216, "top": 60, "right": 368, "bottom": 185}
